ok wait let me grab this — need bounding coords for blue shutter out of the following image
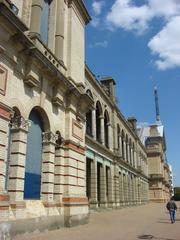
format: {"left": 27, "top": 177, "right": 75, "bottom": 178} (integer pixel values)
{"left": 24, "top": 110, "right": 43, "bottom": 199}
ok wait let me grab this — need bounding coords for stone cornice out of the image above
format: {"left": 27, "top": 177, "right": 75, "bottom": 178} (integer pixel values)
{"left": 85, "top": 64, "right": 147, "bottom": 154}
{"left": 68, "top": 0, "right": 91, "bottom": 25}
{"left": 0, "top": 1, "right": 88, "bottom": 104}
{"left": 0, "top": 0, "right": 28, "bottom": 32}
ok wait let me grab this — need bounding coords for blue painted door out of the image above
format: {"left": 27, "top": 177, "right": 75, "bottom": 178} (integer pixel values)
{"left": 24, "top": 110, "right": 43, "bottom": 199}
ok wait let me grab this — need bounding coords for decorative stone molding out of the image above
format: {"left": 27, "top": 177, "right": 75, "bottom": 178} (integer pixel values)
{"left": 0, "top": 64, "right": 8, "bottom": 96}
{"left": 72, "top": 119, "right": 83, "bottom": 141}
{"left": 55, "top": 131, "right": 64, "bottom": 149}
{"left": 42, "top": 131, "right": 57, "bottom": 144}
{"left": 10, "top": 116, "right": 29, "bottom": 131}
{"left": 24, "top": 73, "right": 40, "bottom": 88}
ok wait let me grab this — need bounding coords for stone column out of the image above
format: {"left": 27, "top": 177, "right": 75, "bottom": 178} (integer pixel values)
{"left": 114, "top": 165, "right": 120, "bottom": 207}
{"left": 92, "top": 109, "right": 96, "bottom": 140}
{"left": 119, "top": 136, "right": 122, "bottom": 156}
{"left": 127, "top": 143, "right": 130, "bottom": 163}
{"left": 30, "top": 0, "right": 43, "bottom": 38}
{"left": 123, "top": 140, "right": 126, "bottom": 161}
{"left": 118, "top": 172, "right": 122, "bottom": 206}
{"left": 100, "top": 116, "right": 104, "bottom": 145}
{"left": 134, "top": 149, "right": 136, "bottom": 167}
{"left": 41, "top": 132, "right": 56, "bottom": 203}
{"left": 55, "top": 0, "right": 65, "bottom": 61}
{"left": 135, "top": 176, "right": 138, "bottom": 204}
{"left": 8, "top": 117, "right": 29, "bottom": 201}
{"left": 130, "top": 147, "right": 133, "bottom": 166}
{"left": 122, "top": 174, "right": 126, "bottom": 205}
{"left": 100, "top": 164, "right": 107, "bottom": 207}
{"left": 108, "top": 165, "right": 114, "bottom": 207}
{"left": 89, "top": 158, "right": 98, "bottom": 208}
{"left": 108, "top": 123, "right": 112, "bottom": 150}
{"left": 125, "top": 174, "right": 128, "bottom": 205}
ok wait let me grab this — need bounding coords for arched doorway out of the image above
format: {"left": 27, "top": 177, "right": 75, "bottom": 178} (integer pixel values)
{"left": 24, "top": 109, "right": 44, "bottom": 199}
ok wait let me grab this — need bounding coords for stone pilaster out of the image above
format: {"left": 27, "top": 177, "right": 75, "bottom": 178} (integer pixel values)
{"left": 100, "top": 164, "right": 107, "bottom": 207}
{"left": 100, "top": 116, "right": 104, "bottom": 145}
{"left": 0, "top": 119, "right": 9, "bottom": 194}
{"left": 108, "top": 124, "right": 113, "bottom": 150}
{"left": 119, "top": 172, "right": 124, "bottom": 205}
{"left": 127, "top": 143, "right": 130, "bottom": 163}
{"left": 54, "top": 146, "right": 64, "bottom": 203}
{"left": 30, "top": 0, "right": 43, "bottom": 38}
{"left": 123, "top": 141, "right": 126, "bottom": 161}
{"left": 119, "top": 136, "right": 122, "bottom": 156}
{"left": 107, "top": 165, "right": 114, "bottom": 207}
{"left": 41, "top": 132, "right": 56, "bottom": 202}
{"left": 114, "top": 166, "right": 120, "bottom": 207}
{"left": 92, "top": 109, "right": 96, "bottom": 140}
{"left": 89, "top": 158, "right": 98, "bottom": 208}
{"left": 0, "top": 102, "right": 12, "bottom": 220}
{"left": 55, "top": 0, "right": 65, "bottom": 62}
{"left": 132, "top": 149, "right": 134, "bottom": 167}
{"left": 8, "top": 117, "right": 29, "bottom": 202}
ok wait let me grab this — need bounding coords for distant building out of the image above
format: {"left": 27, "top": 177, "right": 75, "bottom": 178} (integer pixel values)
{"left": 137, "top": 87, "right": 172, "bottom": 202}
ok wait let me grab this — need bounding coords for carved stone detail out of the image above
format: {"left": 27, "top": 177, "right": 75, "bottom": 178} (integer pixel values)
{"left": 10, "top": 116, "right": 29, "bottom": 130}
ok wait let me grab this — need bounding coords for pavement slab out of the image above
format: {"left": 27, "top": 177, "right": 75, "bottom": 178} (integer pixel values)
{"left": 13, "top": 202, "right": 180, "bottom": 240}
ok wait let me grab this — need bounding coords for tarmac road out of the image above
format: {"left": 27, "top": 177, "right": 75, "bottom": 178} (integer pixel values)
{"left": 14, "top": 202, "right": 180, "bottom": 240}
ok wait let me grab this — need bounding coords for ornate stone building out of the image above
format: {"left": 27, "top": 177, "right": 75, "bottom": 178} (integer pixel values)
{"left": 137, "top": 87, "right": 172, "bottom": 203}
{"left": 137, "top": 124, "right": 172, "bottom": 202}
{"left": 0, "top": 0, "right": 92, "bottom": 234}
{"left": 0, "top": 0, "right": 149, "bottom": 236}
{"left": 84, "top": 67, "right": 149, "bottom": 209}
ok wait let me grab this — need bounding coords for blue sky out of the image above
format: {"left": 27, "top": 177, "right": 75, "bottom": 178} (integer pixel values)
{"left": 84, "top": 0, "right": 180, "bottom": 187}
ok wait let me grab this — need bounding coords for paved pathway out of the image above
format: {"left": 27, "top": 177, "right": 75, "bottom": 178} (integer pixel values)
{"left": 14, "top": 202, "right": 180, "bottom": 240}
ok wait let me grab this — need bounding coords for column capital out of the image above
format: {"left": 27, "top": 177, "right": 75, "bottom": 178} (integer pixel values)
{"left": 42, "top": 131, "right": 57, "bottom": 144}
{"left": 11, "top": 116, "right": 29, "bottom": 132}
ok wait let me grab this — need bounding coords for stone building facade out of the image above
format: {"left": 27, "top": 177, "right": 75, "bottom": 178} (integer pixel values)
{"left": 137, "top": 124, "right": 172, "bottom": 202}
{"left": 0, "top": 0, "right": 150, "bottom": 236}
{"left": 84, "top": 67, "right": 149, "bottom": 209}
{"left": 0, "top": 0, "right": 92, "bottom": 234}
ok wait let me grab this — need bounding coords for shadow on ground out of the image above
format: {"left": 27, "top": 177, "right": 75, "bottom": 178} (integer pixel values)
{"left": 137, "top": 235, "right": 176, "bottom": 240}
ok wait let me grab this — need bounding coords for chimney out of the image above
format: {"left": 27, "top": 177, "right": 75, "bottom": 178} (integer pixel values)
{"left": 127, "top": 117, "right": 137, "bottom": 132}
{"left": 100, "top": 77, "right": 116, "bottom": 102}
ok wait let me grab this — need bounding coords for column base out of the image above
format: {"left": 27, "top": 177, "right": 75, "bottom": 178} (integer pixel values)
{"left": 0, "top": 193, "right": 10, "bottom": 221}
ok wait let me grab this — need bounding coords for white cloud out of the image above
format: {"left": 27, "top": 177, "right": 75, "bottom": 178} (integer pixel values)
{"left": 148, "top": 0, "right": 180, "bottom": 19}
{"left": 106, "top": 0, "right": 151, "bottom": 34}
{"left": 92, "top": 1, "right": 105, "bottom": 16}
{"left": 89, "top": 41, "right": 108, "bottom": 48}
{"left": 148, "top": 16, "right": 180, "bottom": 70}
{"left": 91, "top": 17, "right": 100, "bottom": 27}
{"left": 105, "top": 0, "right": 180, "bottom": 70}
{"left": 106, "top": 0, "right": 180, "bottom": 34}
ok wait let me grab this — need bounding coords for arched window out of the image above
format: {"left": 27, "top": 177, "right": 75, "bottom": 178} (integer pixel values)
{"left": 104, "top": 110, "right": 109, "bottom": 148}
{"left": 96, "top": 101, "right": 102, "bottom": 143}
{"left": 86, "top": 90, "right": 93, "bottom": 136}
{"left": 86, "top": 110, "right": 92, "bottom": 136}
